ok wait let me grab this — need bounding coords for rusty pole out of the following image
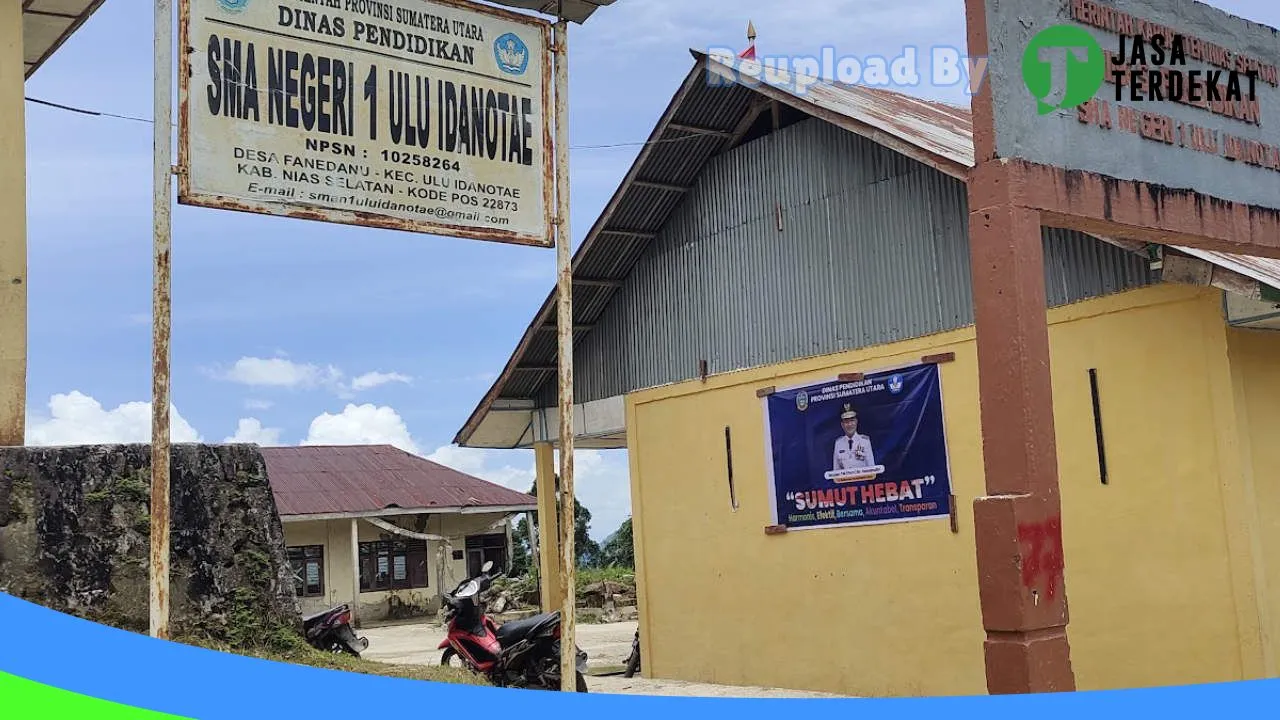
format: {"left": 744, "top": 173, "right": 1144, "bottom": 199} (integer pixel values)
{"left": 150, "top": 0, "right": 174, "bottom": 641}
{"left": 0, "top": 1, "right": 26, "bottom": 449}
{"left": 552, "top": 16, "right": 577, "bottom": 693}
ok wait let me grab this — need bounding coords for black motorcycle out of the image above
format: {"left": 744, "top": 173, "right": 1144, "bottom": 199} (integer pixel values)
{"left": 623, "top": 629, "right": 641, "bottom": 678}
{"left": 302, "top": 604, "right": 369, "bottom": 657}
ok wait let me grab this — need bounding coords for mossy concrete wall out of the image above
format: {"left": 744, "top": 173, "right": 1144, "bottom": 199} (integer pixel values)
{"left": 0, "top": 444, "right": 300, "bottom": 647}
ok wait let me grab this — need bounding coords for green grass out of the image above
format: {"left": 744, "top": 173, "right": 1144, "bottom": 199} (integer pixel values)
{"left": 575, "top": 567, "right": 635, "bottom": 588}
{"left": 182, "top": 636, "right": 489, "bottom": 686}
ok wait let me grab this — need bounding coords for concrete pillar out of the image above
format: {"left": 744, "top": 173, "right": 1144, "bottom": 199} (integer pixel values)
{"left": 349, "top": 518, "right": 360, "bottom": 626}
{"left": 503, "top": 514, "right": 514, "bottom": 571}
{"left": 0, "top": 2, "right": 27, "bottom": 446}
{"left": 967, "top": 167, "right": 1075, "bottom": 694}
{"left": 963, "top": 0, "right": 1075, "bottom": 693}
{"left": 533, "top": 442, "right": 561, "bottom": 612}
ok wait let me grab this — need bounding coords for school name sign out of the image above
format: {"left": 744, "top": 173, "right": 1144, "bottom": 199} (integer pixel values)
{"left": 985, "top": 0, "right": 1280, "bottom": 212}
{"left": 179, "top": 0, "right": 553, "bottom": 246}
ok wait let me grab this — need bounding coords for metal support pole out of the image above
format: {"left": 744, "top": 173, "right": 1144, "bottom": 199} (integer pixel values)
{"left": 0, "top": 1, "right": 27, "bottom": 448}
{"left": 534, "top": 442, "right": 562, "bottom": 612}
{"left": 350, "top": 518, "right": 361, "bottom": 626}
{"left": 552, "top": 18, "right": 577, "bottom": 693}
{"left": 149, "top": 0, "right": 175, "bottom": 641}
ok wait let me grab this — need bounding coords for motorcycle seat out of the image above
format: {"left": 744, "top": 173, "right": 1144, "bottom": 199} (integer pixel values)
{"left": 302, "top": 606, "right": 344, "bottom": 625}
{"left": 496, "top": 611, "right": 560, "bottom": 646}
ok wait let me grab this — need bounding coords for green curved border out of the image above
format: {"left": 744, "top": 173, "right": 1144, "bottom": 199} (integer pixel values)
{"left": 0, "top": 671, "right": 191, "bottom": 719}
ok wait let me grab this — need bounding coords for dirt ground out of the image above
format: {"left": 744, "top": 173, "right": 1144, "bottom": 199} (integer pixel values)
{"left": 359, "top": 619, "right": 843, "bottom": 698}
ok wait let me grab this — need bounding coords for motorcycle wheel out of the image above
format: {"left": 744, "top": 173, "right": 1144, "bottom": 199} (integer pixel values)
{"left": 623, "top": 650, "right": 640, "bottom": 678}
{"left": 440, "top": 648, "right": 458, "bottom": 667}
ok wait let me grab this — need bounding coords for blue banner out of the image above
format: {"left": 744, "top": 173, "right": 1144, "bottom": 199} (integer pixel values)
{"left": 763, "top": 363, "right": 953, "bottom": 530}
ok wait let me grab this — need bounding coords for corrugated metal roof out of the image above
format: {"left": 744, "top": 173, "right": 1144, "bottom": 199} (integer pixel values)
{"left": 453, "top": 48, "right": 1280, "bottom": 447}
{"left": 261, "top": 445, "right": 535, "bottom": 517}
{"left": 1176, "top": 247, "right": 1280, "bottom": 291}
{"left": 702, "top": 51, "right": 974, "bottom": 172}
{"left": 23, "top": 1, "right": 106, "bottom": 80}
{"left": 491, "top": 0, "right": 616, "bottom": 24}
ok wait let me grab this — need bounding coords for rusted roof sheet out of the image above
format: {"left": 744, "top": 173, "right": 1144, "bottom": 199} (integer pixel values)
{"left": 703, "top": 51, "right": 974, "bottom": 171}
{"left": 261, "top": 445, "right": 535, "bottom": 517}
{"left": 1175, "top": 247, "right": 1280, "bottom": 293}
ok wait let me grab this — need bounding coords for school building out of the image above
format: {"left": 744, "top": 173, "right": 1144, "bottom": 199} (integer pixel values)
{"left": 262, "top": 445, "right": 535, "bottom": 624}
{"left": 454, "top": 51, "right": 1280, "bottom": 696}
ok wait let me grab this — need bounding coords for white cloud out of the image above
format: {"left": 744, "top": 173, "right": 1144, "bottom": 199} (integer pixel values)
{"left": 303, "top": 404, "right": 420, "bottom": 455}
{"left": 224, "top": 418, "right": 283, "bottom": 446}
{"left": 213, "top": 356, "right": 412, "bottom": 399}
{"left": 220, "top": 357, "right": 343, "bottom": 389}
{"left": 350, "top": 371, "right": 413, "bottom": 392}
{"left": 425, "top": 444, "right": 632, "bottom": 541}
{"left": 26, "top": 391, "right": 202, "bottom": 446}
{"left": 427, "top": 445, "right": 536, "bottom": 493}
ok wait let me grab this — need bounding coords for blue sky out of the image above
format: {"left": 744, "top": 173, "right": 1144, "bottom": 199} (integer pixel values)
{"left": 20, "top": 0, "right": 1276, "bottom": 540}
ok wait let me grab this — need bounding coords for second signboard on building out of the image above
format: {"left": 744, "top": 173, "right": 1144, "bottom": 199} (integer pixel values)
{"left": 179, "top": 0, "right": 553, "bottom": 246}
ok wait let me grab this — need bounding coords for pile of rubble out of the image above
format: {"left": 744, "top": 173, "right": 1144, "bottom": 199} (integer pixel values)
{"left": 577, "top": 579, "right": 638, "bottom": 623}
{"left": 483, "top": 575, "right": 638, "bottom": 624}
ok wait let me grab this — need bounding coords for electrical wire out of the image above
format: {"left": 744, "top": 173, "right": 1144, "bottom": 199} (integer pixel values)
{"left": 23, "top": 95, "right": 724, "bottom": 151}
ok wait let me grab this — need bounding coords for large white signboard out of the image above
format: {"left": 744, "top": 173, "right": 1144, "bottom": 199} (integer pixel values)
{"left": 179, "top": 0, "right": 553, "bottom": 246}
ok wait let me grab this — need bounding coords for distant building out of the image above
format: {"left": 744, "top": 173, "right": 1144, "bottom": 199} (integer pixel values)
{"left": 456, "top": 51, "right": 1280, "bottom": 696}
{"left": 262, "top": 445, "right": 535, "bottom": 625}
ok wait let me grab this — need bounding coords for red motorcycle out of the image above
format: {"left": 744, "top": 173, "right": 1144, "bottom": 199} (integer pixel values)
{"left": 438, "top": 561, "right": 589, "bottom": 692}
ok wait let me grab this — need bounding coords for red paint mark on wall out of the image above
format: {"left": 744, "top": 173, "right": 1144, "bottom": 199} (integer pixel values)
{"left": 1018, "top": 516, "right": 1065, "bottom": 601}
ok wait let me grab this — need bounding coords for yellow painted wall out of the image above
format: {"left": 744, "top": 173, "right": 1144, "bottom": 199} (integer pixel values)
{"left": 628, "top": 284, "right": 1270, "bottom": 697}
{"left": 1228, "top": 327, "right": 1280, "bottom": 672}
{"left": 282, "top": 513, "right": 512, "bottom": 623}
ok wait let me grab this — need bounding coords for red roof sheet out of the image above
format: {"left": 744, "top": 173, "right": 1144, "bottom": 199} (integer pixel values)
{"left": 261, "top": 445, "right": 536, "bottom": 517}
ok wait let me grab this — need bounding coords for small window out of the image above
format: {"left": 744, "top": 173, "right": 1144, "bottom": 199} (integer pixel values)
{"left": 287, "top": 545, "right": 325, "bottom": 598}
{"left": 359, "top": 539, "right": 429, "bottom": 592}
{"left": 465, "top": 534, "right": 508, "bottom": 579}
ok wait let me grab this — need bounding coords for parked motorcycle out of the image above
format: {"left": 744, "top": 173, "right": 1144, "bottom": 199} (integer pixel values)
{"left": 438, "top": 561, "right": 589, "bottom": 692}
{"left": 302, "top": 604, "right": 369, "bottom": 657}
{"left": 623, "top": 629, "right": 640, "bottom": 678}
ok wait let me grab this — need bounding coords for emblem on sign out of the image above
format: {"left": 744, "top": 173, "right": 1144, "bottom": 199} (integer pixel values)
{"left": 795, "top": 391, "right": 809, "bottom": 412}
{"left": 216, "top": 0, "right": 250, "bottom": 12}
{"left": 888, "top": 374, "right": 904, "bottom": 395}
{"left": 495, "top": 33, "right": 530, "bottom": 75}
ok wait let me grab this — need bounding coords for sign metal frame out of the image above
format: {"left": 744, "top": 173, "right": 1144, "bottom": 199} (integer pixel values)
{"left": 175, "top": 0, "right": 556, "bottom": 248}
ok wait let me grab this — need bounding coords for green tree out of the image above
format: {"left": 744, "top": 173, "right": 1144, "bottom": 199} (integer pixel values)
{"left": 510, "top": 514, "right": 535, "bottom": 577}
{"left": 508, "top": 478, "right": 601, "bottom": 577}
{"left": 598, "top": 517, "right": 634, "bottom": 569}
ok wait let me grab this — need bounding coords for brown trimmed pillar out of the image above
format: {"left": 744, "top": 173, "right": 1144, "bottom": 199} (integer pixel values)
{"left": 964, "top": 0, "right": 1075, "bottom": 693}
{"left": 967, "top": 171, "right": 1075, "bottom": 693}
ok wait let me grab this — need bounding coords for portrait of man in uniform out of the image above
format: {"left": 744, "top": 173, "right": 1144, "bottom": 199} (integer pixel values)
{"left": 832, "top": 404, "right": 875, "bottom": 472}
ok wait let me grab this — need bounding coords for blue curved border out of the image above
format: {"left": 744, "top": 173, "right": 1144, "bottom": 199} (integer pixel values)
{"left": 1, "top": 591, "right": 1277, "bottom": 717}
